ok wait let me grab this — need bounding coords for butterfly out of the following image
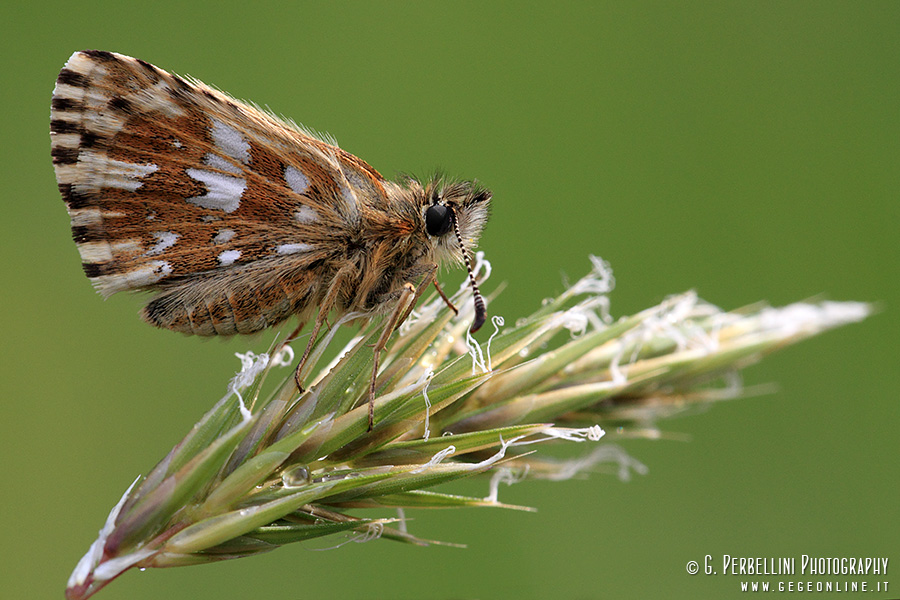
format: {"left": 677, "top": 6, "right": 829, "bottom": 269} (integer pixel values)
{"left": 50, "top": 50, "right": 491, "bottom": 427}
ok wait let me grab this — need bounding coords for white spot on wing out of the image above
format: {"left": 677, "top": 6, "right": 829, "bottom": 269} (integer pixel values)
{"left": 213, "top": 229, "right": 235, "bottom": 244}
{"left": 294, "top": 206, "right": 319, "bottom": 224}
{"left": 133, "top": 82, "right": 186, "bottom": 118}
{"left": 341, "top": 185, "right": 357, "bottom": 206}
{"left": 125, "top": 261, "right": 171, "bottom": 285}
{"left": 276, "top": 243, "right": 314, "bottom": 255}
{"left": 69, "top": 208, "right": 103, "bottom": 227}
{"left": 109, "top": 240, "right": 141, "bottom": 254}
{"left": 90, "top": 157, "right": 158, "bottom": 191}
{"left": 186, "top": 168, "right": 246, "bottom": 212}
{"left": 78, "top": 241, "right": 113, "bottom": 263}
{"left": 145, "top": 231, "right": 179, "bottom": 256}
{"left": 81, "top": 90, "right": 127, "bottom": 134}
{"left": 218, "top": 249, "right": 241, "bottom": 266}
{"left": 285, "top": 165, "right": 309, "bottom": 194}
{"left": 211, "top": 119, "right": 250, "bottom": 164}
{"left": 338, "top": 183, "right": 361, "bottom": 221}
{"left": 52, "top": 133, "right": 81, "bottom": 147}
{"left": 92, "top": 261, "right": 172, "bottom": 296}
{"left": 203, "top": 152, "right": 241, "bottom": 175}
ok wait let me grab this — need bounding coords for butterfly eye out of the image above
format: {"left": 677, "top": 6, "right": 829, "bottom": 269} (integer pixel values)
{"left": 425, "top": 204, "right": 453, "bottom": 237}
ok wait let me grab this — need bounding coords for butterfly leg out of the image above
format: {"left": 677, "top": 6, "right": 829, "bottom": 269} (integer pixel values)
{"left": 366, "top": 265, "right": 438, "bottom": 430}
{"left": 432, "top": 276, "right": 458, "bottom": 315}
{"left": 291, "top": 276, "right": 347, "bottom": 392}
{"left": 271, "top": 319, "right": 307, "bottom": 367}
{"left": 283, "top": 320, "right": 307, "bottom": 346}
{"left": 292, "top": 315, "right": 325, "bottom": 392}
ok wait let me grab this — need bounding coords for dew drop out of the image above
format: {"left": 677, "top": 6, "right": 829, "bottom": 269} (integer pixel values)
{"left": 281, "top": 464, "right": 311, "bottom": 488}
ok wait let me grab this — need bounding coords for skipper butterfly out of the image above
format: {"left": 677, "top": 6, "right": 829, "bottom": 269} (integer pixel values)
{"left": 50, "top": 50, "right": 491, "bottom": 427}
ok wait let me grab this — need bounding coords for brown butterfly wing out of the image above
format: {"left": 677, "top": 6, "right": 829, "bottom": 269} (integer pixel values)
{"left": 51, "top": 50, "right": 390, "bottom": 334}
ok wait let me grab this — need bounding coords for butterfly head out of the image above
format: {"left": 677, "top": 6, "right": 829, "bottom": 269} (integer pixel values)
{"left": 422, "top": 178, "right": 492, "bottom": 332}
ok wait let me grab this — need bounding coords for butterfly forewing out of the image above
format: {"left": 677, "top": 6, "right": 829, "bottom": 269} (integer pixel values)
{"left": 51, "top": 50, "right": 391, "bottom": 334}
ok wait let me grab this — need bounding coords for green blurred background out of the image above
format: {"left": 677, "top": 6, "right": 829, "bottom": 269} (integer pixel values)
{"left": 2, "top": 2, "right": 897, "bottom": 598}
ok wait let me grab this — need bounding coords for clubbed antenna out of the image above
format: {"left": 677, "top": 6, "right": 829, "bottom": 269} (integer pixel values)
{"left": 451, "top": 211, "right": 486, "bottom": 332}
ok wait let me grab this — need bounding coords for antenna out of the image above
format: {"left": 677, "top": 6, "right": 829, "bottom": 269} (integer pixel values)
{"left": 451, "top": 211, "right": 486, "bottom": 332}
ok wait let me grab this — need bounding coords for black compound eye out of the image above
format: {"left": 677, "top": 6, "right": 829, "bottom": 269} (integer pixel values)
{"left": 425, "top": 204, "right": 453, "bottom": 236}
